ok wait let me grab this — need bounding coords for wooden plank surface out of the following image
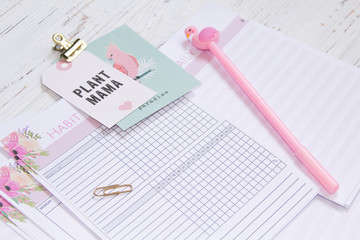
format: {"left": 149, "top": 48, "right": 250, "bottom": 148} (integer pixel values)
{"left": 1, "top": 0, "right": 360, "bottom": 122}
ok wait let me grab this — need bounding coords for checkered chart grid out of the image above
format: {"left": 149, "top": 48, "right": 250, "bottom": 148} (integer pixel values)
{"left": 92, "top": 96, "right": 217, "bottom": 181}
{"left": 55, "top": 96, "right": 219, "bottom": 224}
{"left": 152, "top": 121, "right": 287, "bottom": 238}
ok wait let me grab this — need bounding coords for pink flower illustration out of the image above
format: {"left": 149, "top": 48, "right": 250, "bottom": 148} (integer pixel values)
{"left": 2, "top": 132, "right": 28, "bottom": 165}
{"left": 0, "top": 196, "right": 13, "bottom": 213}
{"left": 2, "top": 131, "right": 47, "bottom": 171}
{"left": 0, "top": 167, "right": 21, "bottom": 198}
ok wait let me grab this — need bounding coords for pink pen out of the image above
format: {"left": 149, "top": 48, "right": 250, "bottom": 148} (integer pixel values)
{"left": 185, "top": 26, "right": 339, "bottom": 194}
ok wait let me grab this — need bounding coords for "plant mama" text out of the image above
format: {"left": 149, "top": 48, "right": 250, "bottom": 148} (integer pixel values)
{"left": 72, "top": 70, "right": 124, "bottom": 105}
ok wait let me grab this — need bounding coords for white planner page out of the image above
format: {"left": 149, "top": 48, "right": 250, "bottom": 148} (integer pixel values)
{"left": 0, "top": 216, "right": 45, "bottom": 240}
{"left": 0, "top": 192, "right": 50, "bottom": 240}
{"left": 0, "top": 113, "right": 97, "bottom": 240}
{"left": 277, "top": 193, "right": 360, "bottom": 240}
{"left": 160, "top": 3, "right": 360, "bottom": 207}
{"left": 0, "top": 113, "right": 52, "bottom": 240}
{"left": 2, "top": 98, "right": 317, "bottom": 239}
{"left": 0, "top": 218, "right": 28, "bottom": 240}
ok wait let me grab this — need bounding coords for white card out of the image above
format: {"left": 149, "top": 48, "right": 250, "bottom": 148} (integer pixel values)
{"left": 42, "top": 51, "right": 156, "bottom": 128}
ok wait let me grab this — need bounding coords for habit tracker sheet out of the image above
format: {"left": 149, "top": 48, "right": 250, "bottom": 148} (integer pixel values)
{"left": 2, "top": 98, "right": 316, "bottom": 240}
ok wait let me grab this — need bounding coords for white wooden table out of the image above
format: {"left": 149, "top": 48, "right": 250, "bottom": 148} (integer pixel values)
{"left": 1, "top": 0, "right": 360, "bottom": 239}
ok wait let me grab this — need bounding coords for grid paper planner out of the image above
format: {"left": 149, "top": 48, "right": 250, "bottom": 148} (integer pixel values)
{"left": 161, "top": 3, "right": 360, "bottom": 206}
{"left": 4, "top": 97, "right": 316, "bottom": 239}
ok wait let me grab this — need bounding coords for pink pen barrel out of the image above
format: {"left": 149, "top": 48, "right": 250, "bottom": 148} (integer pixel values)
{"left": 208, "top": 41, "right": 339, "bottom": 194}
{"left": 294, "top": 146, "right": 339, "bottom": 193}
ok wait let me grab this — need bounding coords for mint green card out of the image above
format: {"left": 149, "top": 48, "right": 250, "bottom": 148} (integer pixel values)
{"left": 86, "top": 25, "right": 200, "bottom": 129}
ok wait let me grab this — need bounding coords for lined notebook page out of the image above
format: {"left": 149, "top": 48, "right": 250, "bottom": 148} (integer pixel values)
{"left": 277, "top": 194, "right": 360, "bottom": 239}
{"left": 161, "top": 3, "right": 360, "bottom": 206}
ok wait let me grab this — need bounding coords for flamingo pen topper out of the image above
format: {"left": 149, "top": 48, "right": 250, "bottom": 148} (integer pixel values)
{"left": 185, "top": 25, "right": 339, "bottom": 194}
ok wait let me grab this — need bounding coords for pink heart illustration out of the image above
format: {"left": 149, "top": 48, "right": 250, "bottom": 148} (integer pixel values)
{"left": 118, "top": 101, "right": 132, "bottom": 110}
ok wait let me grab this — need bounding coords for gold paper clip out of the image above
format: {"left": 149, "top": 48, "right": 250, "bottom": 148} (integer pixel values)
{"left": 52, "top": 33, "right": 87, "bottom": 62}
{"left": 93, "top": 184, "right": 133, "bottom": 197}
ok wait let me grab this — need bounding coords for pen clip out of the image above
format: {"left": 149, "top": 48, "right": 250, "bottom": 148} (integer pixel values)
{"left": 93, "top": 184, "right": 132, "bottom": 197}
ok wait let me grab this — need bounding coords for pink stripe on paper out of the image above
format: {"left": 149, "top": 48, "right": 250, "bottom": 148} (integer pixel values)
{"left": 185, "top": 16, "right": 248, "bottom": 76}
{"left": 27, "top": 188, "right": 51, "bottom": 205}
{"left": 36, "top": 117, "right": 100, "bottom": 170}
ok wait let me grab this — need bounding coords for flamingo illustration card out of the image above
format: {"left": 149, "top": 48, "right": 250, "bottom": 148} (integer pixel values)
{"left": 85, "top": 25, "right": 200, "bottom": 129}
{"left": 42, "top": 51, "right": 157, "bottom": 128}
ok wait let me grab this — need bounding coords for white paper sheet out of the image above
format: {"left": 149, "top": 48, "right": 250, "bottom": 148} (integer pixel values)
{"left": 160, "top": 3, "right": 360, "bottom": 207}
{"left": 0, "top": 113, "right": 51, "bottom": 240}
{"left": 277, "top": 193, "right": 360, "bottom": 239}
{"left": 0, "top": 113, "right": 97, "bottom": 240}
{"left": 1, "top": 98, "right": 316, "bottom": 239}
{"left": 0, "top": 218, "right": 28, "bottom": 240}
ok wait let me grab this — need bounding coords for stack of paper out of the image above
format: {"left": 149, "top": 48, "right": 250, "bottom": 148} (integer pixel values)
{"left": 0, "top": 114, "right": 97, "bottom": 239}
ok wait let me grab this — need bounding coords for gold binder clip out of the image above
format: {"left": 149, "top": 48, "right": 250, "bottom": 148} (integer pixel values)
{"left": 52, "top": 33, "right": 87, "bottom": 62}
{"left": 93, "top": 184, "right": 133, "bottom": 197}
